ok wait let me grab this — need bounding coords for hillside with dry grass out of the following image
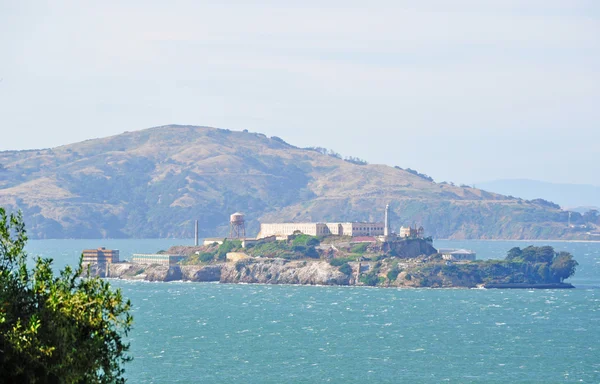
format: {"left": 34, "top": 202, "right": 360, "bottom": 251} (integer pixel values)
{"left": 0, "top": 125, "right": 584, "bottom": 239}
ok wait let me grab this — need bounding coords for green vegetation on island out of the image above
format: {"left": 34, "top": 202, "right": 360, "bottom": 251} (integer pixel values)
{"left": 0, "top": 208, "right": 132, "bottom": 382}
{"left": 172, "top": 235, "right": 578, "bottom": 288}
{"left": 351, "top": 245, "right": 578, "bottom": 288}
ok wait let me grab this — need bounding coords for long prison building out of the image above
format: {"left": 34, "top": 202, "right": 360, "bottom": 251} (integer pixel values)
{"left": 258, "top": 222, "right": 385, "bottom": 239}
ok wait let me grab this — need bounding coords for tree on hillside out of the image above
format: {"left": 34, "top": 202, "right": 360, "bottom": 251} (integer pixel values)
{"left": 0, "top": 208, "right": 133, "bottom": 383}
{"left": 343, "top": 156, "right": 368, "bottom": 165}
{"left": 550, "top": 252, "right": 579, "bottom": 282}
{"left": 506, "top": 247, "right": 522, "bottom": 260}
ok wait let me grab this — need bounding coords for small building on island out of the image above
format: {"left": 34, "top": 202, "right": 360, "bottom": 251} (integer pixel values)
{"left": 439, "top": 248, "right": 476, "bottom": 261}
{"left": 399, "top": 225, "right": 425, "bottom": 239}
{"left": 82, "top": 247, "right": 120, "bottom": 264}
{"left": 132, "top": 254, "right": 186, "bottom": 266}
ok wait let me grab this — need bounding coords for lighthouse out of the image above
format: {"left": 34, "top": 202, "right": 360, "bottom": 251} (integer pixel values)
{"left": 384, "top": 204, "right": 390, "bottom": 237}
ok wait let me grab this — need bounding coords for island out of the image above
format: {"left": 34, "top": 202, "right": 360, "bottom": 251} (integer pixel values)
{"left": 86, "top": 236, "right": 578, "bottom": 289}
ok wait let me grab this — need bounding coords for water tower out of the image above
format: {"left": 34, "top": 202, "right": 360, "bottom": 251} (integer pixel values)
{"left": 229, "top": 212, "right": 246, "bottom": 239}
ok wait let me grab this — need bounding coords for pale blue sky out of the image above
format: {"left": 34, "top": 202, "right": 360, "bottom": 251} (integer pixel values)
{"left": 1, "top": 1, "right": 599, "bottom": 185}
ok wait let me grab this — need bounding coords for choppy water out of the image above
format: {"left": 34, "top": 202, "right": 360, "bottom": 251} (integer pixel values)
{"left": 25, "top": 239, "right": 600, "bottom": 383}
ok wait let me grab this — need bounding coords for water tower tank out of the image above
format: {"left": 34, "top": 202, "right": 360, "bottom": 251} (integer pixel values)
{"left": 229, "top": 212, "right": 246, "bottom": 238}
{"left": 230, "top": 212, "right": 245, "bottom": 224}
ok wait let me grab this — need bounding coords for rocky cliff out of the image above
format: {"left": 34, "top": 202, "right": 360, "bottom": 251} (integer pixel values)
{"left": 220, "top": 259, "right": 351, "bottom": 285}
{"left": 91, "top": 259, "right": 352, "bottom": 286}
{"left": 89, "top": 254, "right": 577, "bottom": 289}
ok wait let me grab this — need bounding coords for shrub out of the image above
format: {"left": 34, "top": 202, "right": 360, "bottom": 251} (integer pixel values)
{"left": 360, "top": 271, "right": 380, "bottom": 286}
{"left": 338, "top": 263, "right": 353, "bottom": 276}
{"left": 329, "top": 258, "right": 353, "bottom": 267}
{"left": 305, "top": 246, "right": 320, "bottom": 259}
{"left": 292, "top": 245, "right": 306, "bottom": 253}
{"left": 351, "top": 243, "right": 369, "bottom": 254}
{"left": 387, "top": 268, "right": 400, "bottom": 282}
{"left": 291, "top": 234, "right": 320, "bottom": 247}
{"left": 199, "top": 252, "right": 214, "bottom": 263}
{"left": 216, "top": 239, "right": 242, "bottom": 260}
{"left": 247, "top": 241, "right": 292, "bottom": 258}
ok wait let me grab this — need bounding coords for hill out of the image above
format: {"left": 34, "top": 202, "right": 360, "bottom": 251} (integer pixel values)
{"left": 475, "top": 179, "right": 600, "bottom": 210}
{"left": 0, "top": 125, "right": 595, "bottom": 240}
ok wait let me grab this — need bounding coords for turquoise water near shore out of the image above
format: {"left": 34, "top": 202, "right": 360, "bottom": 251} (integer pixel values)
{"left": 25, "top": 239, "right": 600, "bottom": 383}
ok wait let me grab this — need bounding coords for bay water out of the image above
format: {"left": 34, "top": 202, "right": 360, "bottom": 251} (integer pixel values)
{"left": 25, "top": 239, "right": 600, "bottom": 383}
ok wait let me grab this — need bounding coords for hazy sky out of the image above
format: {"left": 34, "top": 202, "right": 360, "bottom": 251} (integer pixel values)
{"left": 1, "top": 1, "right": 599, "bottom": 185}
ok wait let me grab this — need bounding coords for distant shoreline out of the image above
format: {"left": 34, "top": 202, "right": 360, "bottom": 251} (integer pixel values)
{"left": 435, "top": 239, "right": 600, "bottom": 243}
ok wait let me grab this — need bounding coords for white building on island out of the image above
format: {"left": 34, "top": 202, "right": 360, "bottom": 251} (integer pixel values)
{"left": 257, "top": 222, "right": 385, "bottom": 239}
{"left": 132, "top": 254, "right": 186, "bottom": 266}
{"left": 439, "top": 248, "right": 476, "bottom": 261}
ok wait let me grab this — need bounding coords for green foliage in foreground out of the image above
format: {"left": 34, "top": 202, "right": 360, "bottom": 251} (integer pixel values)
{"left": 0, "top": 208, "right": 133, "bottom": 383}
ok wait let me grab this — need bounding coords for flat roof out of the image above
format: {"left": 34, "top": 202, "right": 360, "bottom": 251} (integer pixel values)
{"left": 439, "top": 248, "right": 475, "bottom": 254}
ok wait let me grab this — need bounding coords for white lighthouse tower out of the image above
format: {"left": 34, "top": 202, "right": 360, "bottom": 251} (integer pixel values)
{"left": 384, "top": 204, "right": 390, "bottom": 238}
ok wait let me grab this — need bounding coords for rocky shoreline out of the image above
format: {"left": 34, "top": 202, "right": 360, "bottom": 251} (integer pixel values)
{"left": 85, "top": 258, "right": 495, "bottom": 288}
{"left": 88, "top": 259, "right": 353, "bottom": 285}
{"left": 483, "top": 282, "right": 574, "bottom": 289}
